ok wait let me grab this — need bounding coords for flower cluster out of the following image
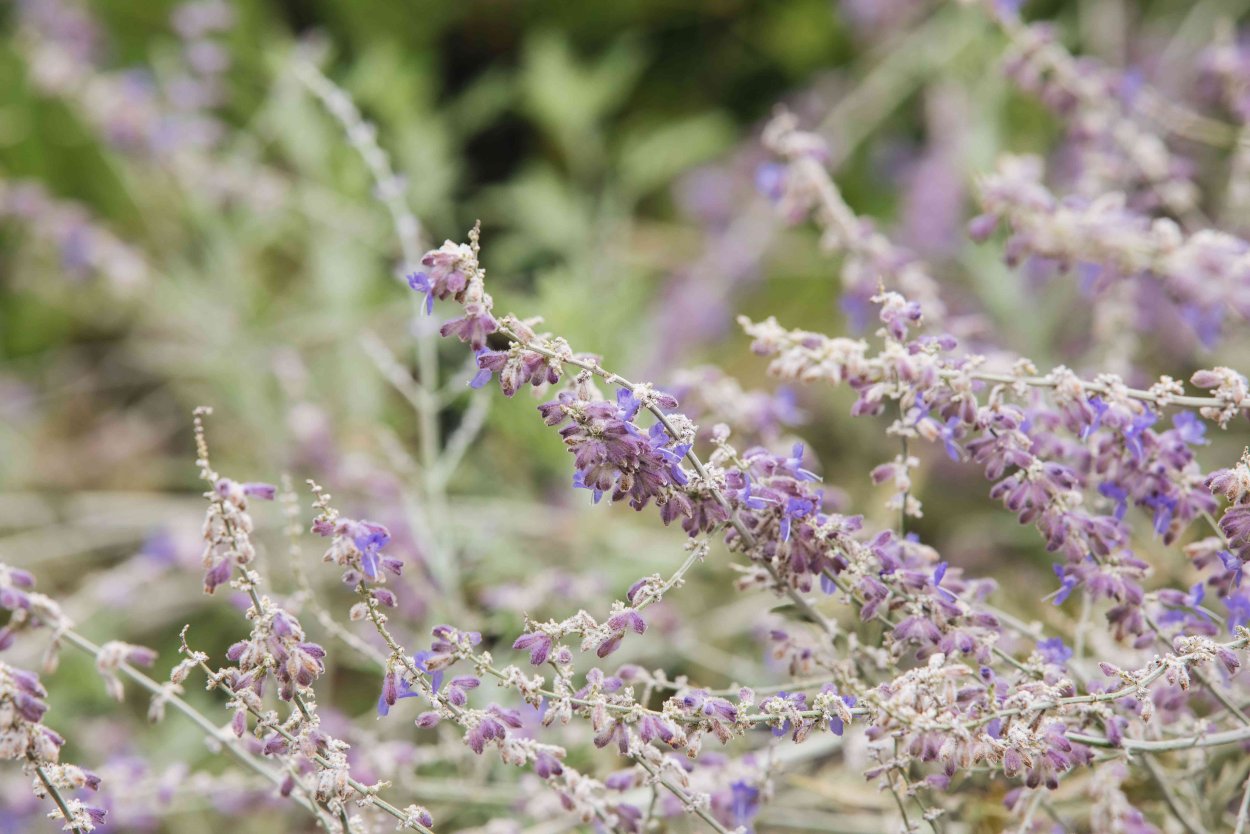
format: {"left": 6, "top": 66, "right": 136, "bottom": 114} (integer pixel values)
{"left": 740, "top": 297, "right": 1239, "bottom": 638}
{"left": 973, "top": 154, "right": 1250, "bottom": 347}
{"left": 1, "top": 662, "right": 106, "bottom": 832}
{"left": 983, "top": 1, "right": 1201, "bottom": 215}
{"left": 0, "top": 180, "right": 150, "bottom": 291}
{"left": 400, "top": 172, "right": 1250, "bottom": 830}
{"left": 196, "top": 432, "right": 278, "bottom": 593}
{"left": 313, "top": 514, "right": 402, "bottom": 586}
{"left": 408, "top": 235, "right": 499, "bottom": 350}
{"left": 760, "top": 111, "right": 957, "bottom": 335}
{"left": 10, "top": 2, "right": 1250, "bottom": 832}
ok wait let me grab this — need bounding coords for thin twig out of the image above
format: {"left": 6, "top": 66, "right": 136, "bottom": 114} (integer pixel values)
{"left": 1141, "top": 754, "right": 1213, "bottom": 834}
{"left": 33, "top": 762, "right": 86, "bottom": 834}
{"left": 53, "top": 627, "right": 327, "bottom": 823}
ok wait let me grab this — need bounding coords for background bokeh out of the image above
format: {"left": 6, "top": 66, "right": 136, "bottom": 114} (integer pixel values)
{"left": 2, "top": 0, "right": 1249, "bottom": 831}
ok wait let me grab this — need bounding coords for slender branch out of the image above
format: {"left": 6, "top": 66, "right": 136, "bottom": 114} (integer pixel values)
{"left": 181, "top": 632, "right": 435, "bottom": 834}
{"left": 1141, "top": 754, "right": 1213, "bottom": 834}
{"left": 33, "top": 762, "right": 86, "bottom": 834}
{"left": 632, "top": 755, "right": 732, "bottom": 834}
{"left": 295, "top": 60, "right": 455, "bottom": 612}
{"left": 939, "top": 367, "right": 1241, "bottom": 414}
{"left": 1068, "top": 722, "right": 1250, "bottom": 752}
{"left": 1143, "top": 611, "right": 1250, "bottom": 727}
{"left": 52, "top": 627, "right": 328, "bottom": 823}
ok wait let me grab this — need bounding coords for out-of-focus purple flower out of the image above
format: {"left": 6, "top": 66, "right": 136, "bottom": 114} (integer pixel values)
{"left": 1225, "top": 592, "right": 1250, "bottom": 632}
{"left": 1098, "top": 482, "right": 1129, "bottom": 521}
{"left": 993, "top": 0, "right": 1024, "bottom": 20}
{"left": 783, "top": 443, "right": 820, "bottom": 481}
{"left": 241, "top": 482, "right": 276, "bottom": 500}
{"left": 1052, "top": 564, "right": 1078, "bottom": 606}
{"left": 1142, "top": 493, "right": 1177, "bottom": 537}
{"left": 1171, "top": 411, "right": 1208, "bottom": 446}
{"left": 936, "top": 416, "right": 963, "bottom": 461}
{"left": 754, "top": 163, "right": 787, "bottom": 202}
{"left": 407, "top": 271, "right": 436, "bottom": 314}
{"left": 729, "top": 780, "right": 761, "bottom": 831}
{"left": 1219, "top": 550, "right": 1245, "bottom": 587}
{"left": 1037, "top": 637, "right": 1072, "bottom": 665}
{"left": 1081, "top": 396, "right": 1109, "bottom": 440}
{"left": 1123, "top": 409, "right": 1157, "bottom": 462}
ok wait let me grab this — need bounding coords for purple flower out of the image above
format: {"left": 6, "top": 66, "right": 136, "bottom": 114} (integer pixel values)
{"left": 604, "top": 770, "right": 635, "bottom": 791}
{"left": 1098, "top": 482, "right": 1128, "bottom": 521}
{"left": 607, "top": 609, "right": 647, "bottom": 635}
{"left": 616, "top": 388, "right": 641, "bottom": 421}
{"left": 1182, "top": 303, "right": 1225, "bottom": 348}
{"left": 1158, "top": 583, "right": 1208, "bottom": 628}
{"left": 469, "top": 348, "right": 495, "bottom": 388}
{"left": 513, "top": 631, "right": 554, "bottom": 666}
{"left": 465, "top": 716, "right": 507, "bottom": 754}
{"left": 824, "top": 689, "right": 856, "bottom": 735}
{"left": 729, "top": 780, "right": 762, "bottom": 831}
{"left": 445, "top": 675, "right": 480, "bottom": 707}
{"left": 439, "top": 301, "right": 498, "bottom": 350}
{"left": 993, "top": 0, "right": 1024, "bottom": 21}
{"left": 1080, "top": 396, "right": 1109, "bottom": 440}
{"left": 596, "top": 631, "right": 625, "bottom": 658}
{"left": 1123, "top": 409, "right": 1157, "bottom": 462}
{"left": 754, "top": 163, "right": 787, "bottom": 202}
{"left": 377, "top": 672, "right": 422, "bottom": 717}
{"left": 968, "top": 213, "right": 999, "bottom": 242}
{"left": 936, "top": 416, "right": 963, "bottom": 461}
{"left": 1219, "top": 550, "right": 1245, "bottom": 587}
{"left": 413, "top": 651, "right": 444, "bottom": 693}
{"left": 1142, "top": 493, "right": 1177, "bottom": 537}
{"left": 1052, "top": 564, "right": 1078, "bottom": 606}
{"left": 1225, "top": 592, "right": 1250, "bottom": 632}
{"left": 1171, "top": 411, "right": 1208, "bottom": 446}
{"left": 1221, "top": 506, "right": 1250, "bottom": 547}
{"left": 1037, "top": 637, "right": 1072, "bottom": 665}
{"left": 779, "top": 495, "right": 815, "bottom": 542}
{"left": 407, "top": 271, "right": 436, "bottom": 314}
{"left": 348, "top": 520, "right": 391, "bottom": 580}
{"left": 414, "top": 245, "right": 470, "bottom": 304}
{"left": 738, "top": 475, "right": 773, "bottom": 511}
{"left": 241, "top": 482, "right": 276, "bottom": 500}
{"left": 13, "top": 690, "right": 48, "bottom": 723}
{"left": 572, "top": 469, "right": 605, "bottom": 504}
{"left": 534, "top": 751, "right": 564, "bottom": 778}
{"left": 893, "top": 615, "right": 942, "bottom": 646}
{"left": 649, "top": 424, "right": 691, "bottom": 486}
{"left": 931, "top": 561, "right": 957, "bottom": 602}
{"left": 783, "top": 443, "right": 820, "bottom": 481}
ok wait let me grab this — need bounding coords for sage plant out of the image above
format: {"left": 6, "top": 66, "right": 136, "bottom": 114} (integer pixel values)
{"left": 5, "top": 1, "right": 1250, "bottom": 833}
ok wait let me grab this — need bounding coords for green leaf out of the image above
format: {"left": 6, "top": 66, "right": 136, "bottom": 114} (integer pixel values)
{"left": 617, "top": 113, "right": 734, "bottom": 197}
